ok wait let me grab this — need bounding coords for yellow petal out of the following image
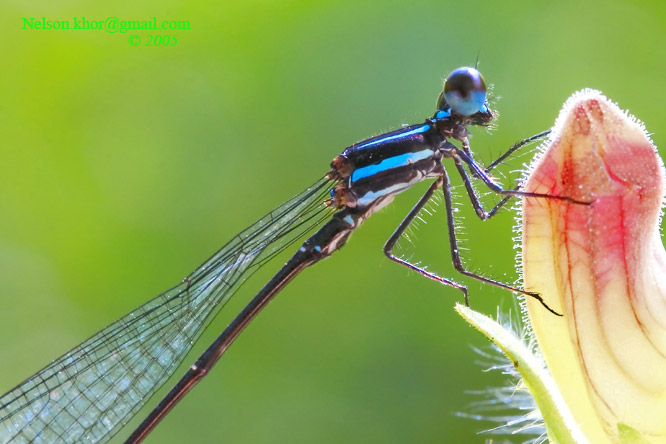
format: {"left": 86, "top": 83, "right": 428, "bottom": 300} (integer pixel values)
{"left": 521, "top": 90, "right": 666, "bottom": 443}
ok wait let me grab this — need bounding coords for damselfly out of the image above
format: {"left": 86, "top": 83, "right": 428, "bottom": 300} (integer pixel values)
{"left": 0, "top": 67, "right": 568, "bottom": 444}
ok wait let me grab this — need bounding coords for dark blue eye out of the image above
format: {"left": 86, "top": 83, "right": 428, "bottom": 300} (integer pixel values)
{"left": 440, "top": 67, "right": 487, "bottom": 116}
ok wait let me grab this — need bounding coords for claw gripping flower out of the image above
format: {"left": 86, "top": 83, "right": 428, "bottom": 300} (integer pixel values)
{"left": 522, "top": 90, "right": 666, "bottom": 443}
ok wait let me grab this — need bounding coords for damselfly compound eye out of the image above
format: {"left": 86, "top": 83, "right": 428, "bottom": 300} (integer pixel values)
{"left": 439, "top": 67, "right": 487, "bottom": 116}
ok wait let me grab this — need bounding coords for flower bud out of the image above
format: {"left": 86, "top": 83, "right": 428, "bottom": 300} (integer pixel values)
{"left": 522, "top": 90, "right": 666, "bottom": 443}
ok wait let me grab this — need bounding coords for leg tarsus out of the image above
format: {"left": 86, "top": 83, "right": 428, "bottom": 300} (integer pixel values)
{"left": 455, "top": 148, "right": 590, "bottom": 206}
{"left": 485, "top": 130, "right": 551, "bottom": 172}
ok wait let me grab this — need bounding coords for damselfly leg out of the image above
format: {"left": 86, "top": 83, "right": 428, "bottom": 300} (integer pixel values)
{"left": 384, "top": 133, "right": 565, "bottom": 316}
{"left": 485, "top": 130, "right": 551, "bottom": 172}
{"left": 458, "top": 130, "right": 554, "bottom": 219}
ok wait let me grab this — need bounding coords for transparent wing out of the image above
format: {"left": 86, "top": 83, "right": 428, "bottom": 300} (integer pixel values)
{"left": 0, "top": 177, "right": 336, "bottom": 444}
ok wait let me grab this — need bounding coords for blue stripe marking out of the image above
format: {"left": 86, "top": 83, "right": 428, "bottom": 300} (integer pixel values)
{"left": 357, "top": 183, "right": 408, "bottom": 206}
{"left": 355, "top": 124, "right": 430, "bottom": 151}
{"left": 351, "top": 149, "right": 434, "bottom": 182}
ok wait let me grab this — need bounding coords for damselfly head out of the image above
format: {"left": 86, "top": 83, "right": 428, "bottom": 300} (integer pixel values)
{"left": 437, "top": 67, "right": 489, "bottom": 117}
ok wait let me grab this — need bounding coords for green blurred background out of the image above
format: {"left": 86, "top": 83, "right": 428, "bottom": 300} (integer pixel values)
{"left": 0, "top": 0, "right": 664, "bottom": 442}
